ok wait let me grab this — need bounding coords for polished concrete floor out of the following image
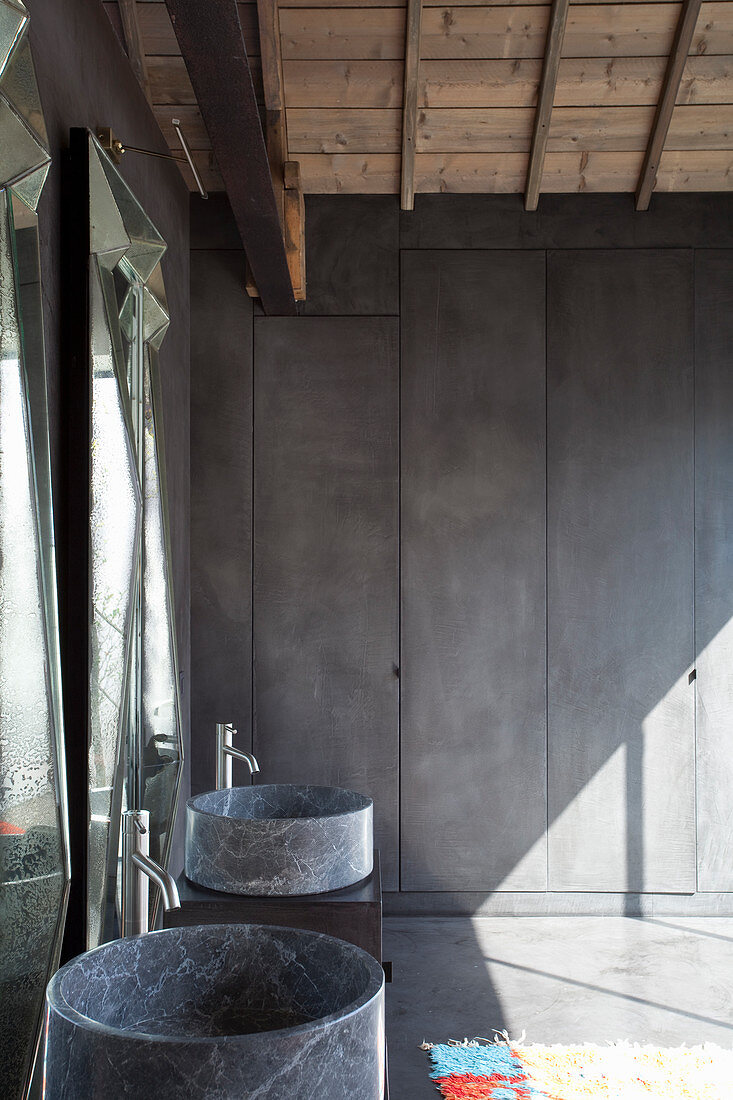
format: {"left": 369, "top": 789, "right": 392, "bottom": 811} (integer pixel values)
{"left": 383, "top": 916, "right": 733, "bottom": 1098}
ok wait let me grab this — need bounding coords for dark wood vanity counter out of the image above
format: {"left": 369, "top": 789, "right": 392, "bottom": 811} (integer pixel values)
{"left": 163, "top": 849, "right": 383, "bottom": 963}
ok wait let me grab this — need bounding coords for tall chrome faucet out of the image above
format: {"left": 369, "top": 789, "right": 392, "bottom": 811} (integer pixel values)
{"left": 121, "top": 809, "right": 181, "bottom": 937}
{"left": 216, "top": 722, "right": 260, "bottom": 789}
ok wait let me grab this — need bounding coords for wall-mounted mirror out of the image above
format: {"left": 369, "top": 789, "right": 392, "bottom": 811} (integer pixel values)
{"left": 83, "top": 132, "right": 183, "bottom": 947}
{"left": 0, "top": 2, "right": 70, "bottom": 1096}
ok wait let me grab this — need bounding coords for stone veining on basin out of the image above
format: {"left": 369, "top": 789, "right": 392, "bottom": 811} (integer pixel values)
{"left": 44, "top": 923, "right": 385, "bottom": 1098}
{"left": 185, "top": 783, "right": 373, "bottom": 895}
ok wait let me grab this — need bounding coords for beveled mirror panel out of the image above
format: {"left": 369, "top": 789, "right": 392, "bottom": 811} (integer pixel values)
{"left": 0, "top": 3, "right": 69, "bottom": 1096}
{"left": 86, "top": 134, "right": 182, "bottom": 946}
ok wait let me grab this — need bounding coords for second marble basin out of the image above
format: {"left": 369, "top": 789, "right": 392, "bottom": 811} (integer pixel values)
{"left": 45, "top": 923, "right": 385, "bottom": 1098}
{"left": 185, "top": 783, "right": 373, "bottom": 895}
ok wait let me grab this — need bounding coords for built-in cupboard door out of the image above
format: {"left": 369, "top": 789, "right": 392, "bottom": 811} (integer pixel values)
{"left": 253, "top": 317, "right": 399, "bottom": 889}
{"left": 695, "top": 250, "right": 733, "bottom": 892}
{"left": 400, "top": 250, "right": 548, "bottom": 892}
{"left": 547, "top": 249, "right": 695, "bottom": 893}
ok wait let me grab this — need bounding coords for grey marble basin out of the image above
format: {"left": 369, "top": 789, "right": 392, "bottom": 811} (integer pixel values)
{"left": 44, "top": 923, "right": 385, "bottom": 1099}
{"left": 185, "top": 784, "right": 373, "bottom": 895}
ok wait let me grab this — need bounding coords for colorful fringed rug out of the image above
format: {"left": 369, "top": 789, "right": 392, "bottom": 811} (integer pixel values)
{"left": 423, "top": 1036, "right": 733, "bottom": 1099}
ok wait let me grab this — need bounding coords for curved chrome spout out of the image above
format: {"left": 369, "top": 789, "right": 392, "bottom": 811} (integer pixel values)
{"left": 132, "top": 851, "right": 181, "bottom": 912}
{"left": 121, "top": 810, "right": 180, "bottom": 937}
{"left": 224, "top": 744, "right": 260, "bottom": 773}
{"left": 216, "top": 723, "right": 260, "bottom": 789}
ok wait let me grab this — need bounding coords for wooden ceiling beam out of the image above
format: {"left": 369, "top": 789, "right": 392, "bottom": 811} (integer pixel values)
{"left": 164, "top": 0, "right": 296, "bottom": 314}
{"left": 524, "top": 0, "right": 570, "bottom": 211}
{"left": 400, "top": 0, "right": 423, "bottom": 211}
{"left": 283, "top": 160, "right": 305, "bottom": 297}
{"left": 118, "top": 0, "right": 152, "bottom": 104}
{"left": 257, "top": 0, "right": 287, "bottom": 172}
{"left": 256, "top": 0, "right": 305, "bottom": 298}
{"left": 635, "top": 0, "right": 703, "bottom": 211}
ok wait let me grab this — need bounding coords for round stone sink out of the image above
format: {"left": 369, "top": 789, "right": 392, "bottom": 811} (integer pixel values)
{"left": 45, "top": 923, "right": 385, "bottom": 1099}
{"left": 185, "top": 783, "right": 373, "bottom": 895}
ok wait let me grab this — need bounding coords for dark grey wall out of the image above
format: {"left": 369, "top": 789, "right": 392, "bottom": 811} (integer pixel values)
{"left": 401, "top": 250, "right": 547, "bottom": 892}
{"left": 695, "top": 250, "right": 733, "bottom": 892}
{"left": 253, "top": 316, "right": 399, "bottom": 886}
{"left": 191, "top": 192, "right": 733, "bottom": 913}
{"left": 547, "top": 249, "right": 695, "bottom": 894}
{"left": 190, "top": 248, "right": 252, "bottom": 797}
{"left": 27, "top": 0, "right": 190, "bottom": 869}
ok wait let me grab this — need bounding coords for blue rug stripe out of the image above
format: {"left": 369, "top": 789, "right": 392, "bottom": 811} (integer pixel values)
{"left": 428, "top": 1043, "right": 525, "bottom": 1080}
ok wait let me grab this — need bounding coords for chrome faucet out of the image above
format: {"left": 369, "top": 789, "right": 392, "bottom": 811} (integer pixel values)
{"left": 216, "top": 722, "right": 260, "bottom": 790}
{"left": 121, "top": 809, "right": 181, "bottom": 937}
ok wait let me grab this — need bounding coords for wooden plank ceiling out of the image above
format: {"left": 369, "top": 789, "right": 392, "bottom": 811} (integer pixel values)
{"left": 107, "top": 0, "right": 733, "bottom": 202}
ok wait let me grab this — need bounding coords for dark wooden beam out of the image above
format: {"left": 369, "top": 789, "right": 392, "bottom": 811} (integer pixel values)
{"left": 400, "top": 0, "right": 423, "bottom": 211}
{"left": 636, "top": 0, "right": 703, "bottom": 212}
{"left": 524, "top": 0, "right": 570, "bottom": 212}
{"left": 165, "top": 0, "right": 296, "bottom": 314}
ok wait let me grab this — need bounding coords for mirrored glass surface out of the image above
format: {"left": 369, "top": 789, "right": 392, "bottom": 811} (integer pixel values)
{"left": 88, "top": 261, "right": 142, "bottom": 949}
{"left": 97, "top": 149, "right": 165, "bottom": 283}
{"left": 10, "top": 161, "right": 48, "bottom": 213}
{"left": 0, "top": 194, "right": 66, "bottom": 1100}
{"left": 86, "top": 135, "right": 182, "bottom": 945}
{"left": 1, "top": 36, "right": 47, "bottom": 148}
{"left": 0, "top": 5, "right": 67, "bottom": 1093}
{"left": 141, "top": 349, "right": 182, "bottom": 918}
{"left": 0, "top": 96, "right": 48, "bottom": 186}
{"left": 0, "top": 1, "right": 26, "bottom": 78}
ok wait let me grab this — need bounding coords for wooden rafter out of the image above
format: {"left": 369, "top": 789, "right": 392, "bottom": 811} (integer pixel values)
{"left": 257, "top": 0, "right": 287, "bottom": 183}
{"left": 118, "top": 0, "right": 152, "bottom": 103}
{"left": 256, "top": 0, "right": 305, "bottom": 298}
{"left": 133, "top": 0, "right": 733, "bottom": 200}
{"left": 400, "top": 0, "right": 423, "bottom": 211}
{"left": 283, "top": 160, "right": 305, "bottom": 297}
{"left": 635, "top": 0, "right": 704, "bottom": 211}
{"left": 524, "top": 0, "right": 570, "bottom": 212}
{"left": 164, "top": 0, "right": 296, "bottom": 314}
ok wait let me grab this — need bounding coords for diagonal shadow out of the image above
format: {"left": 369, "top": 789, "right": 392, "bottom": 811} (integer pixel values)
{"left": 480, "top": 954, "right": 733, "bottom": 1033}
{"left": 643, "top": 918, "right": 733, "bottom": 945}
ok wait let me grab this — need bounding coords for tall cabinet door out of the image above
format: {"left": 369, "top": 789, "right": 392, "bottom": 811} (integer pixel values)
{"left": 695, "top": 250, "right": 733, "bottom": 891}
{"left": 253, "top": 317, "right": 399, "bottom": 888}
{"left": 547, "top": 249, "right": 695, "bottom": 893}
{"left": 401, "top": 251, "right": 548, "bottom": 892}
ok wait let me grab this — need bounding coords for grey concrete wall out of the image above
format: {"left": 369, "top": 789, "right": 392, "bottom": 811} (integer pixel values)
{"left": 253, "top": 316, "right": 399, "bottom": 887}
{"left": 190, "top": 192, "right": 733, "bottom": 913}
{"left": 27, "top": 0, "right": 190, "bottom": 870}
{"left": 190, "top": 247, "right": 252, "bottom": 795}
{"left": 401, "top": 250, "right": 547, "bottom": 892}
